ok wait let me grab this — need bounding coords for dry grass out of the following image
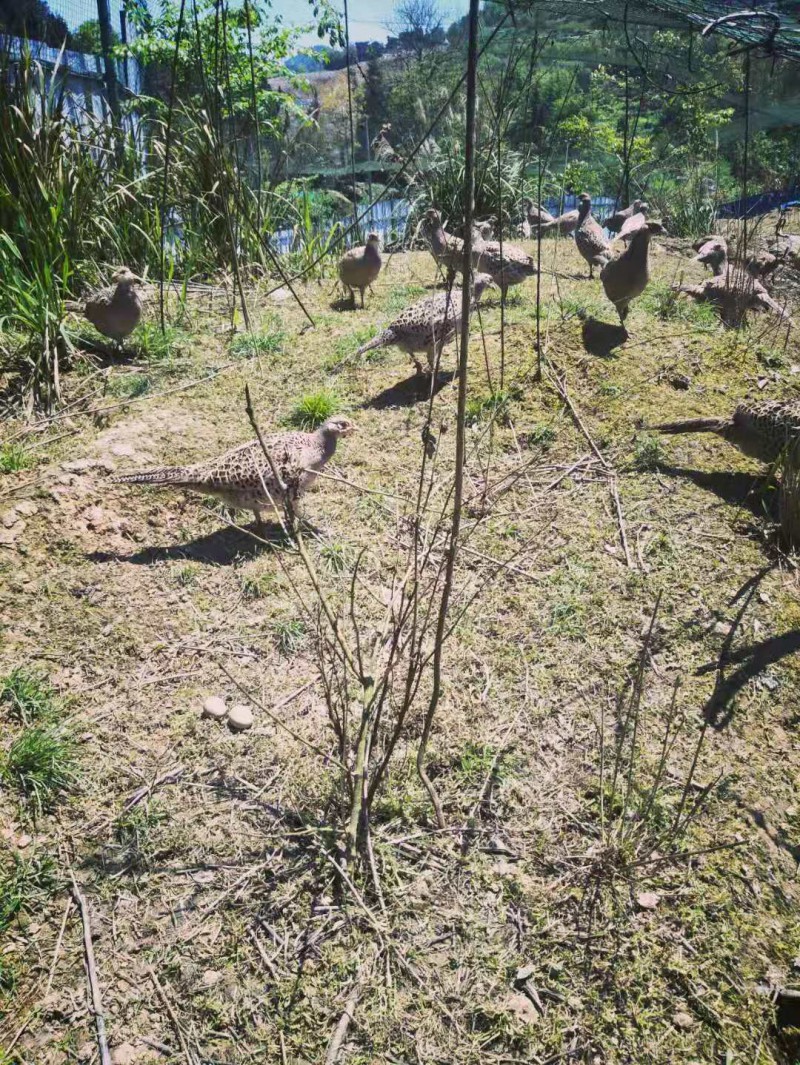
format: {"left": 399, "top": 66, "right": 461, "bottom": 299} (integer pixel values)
{"left": 1, "top": 228, "right": 800, "bottom": 1064}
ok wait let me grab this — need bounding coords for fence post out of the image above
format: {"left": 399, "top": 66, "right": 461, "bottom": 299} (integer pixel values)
{"left": 96, "top": 0, "right": 121, "bottom": 125}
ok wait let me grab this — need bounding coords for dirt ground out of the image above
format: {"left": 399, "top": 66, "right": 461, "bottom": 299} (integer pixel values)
{"left": 1, "top": 219, "right": 800, "bottom": 1064}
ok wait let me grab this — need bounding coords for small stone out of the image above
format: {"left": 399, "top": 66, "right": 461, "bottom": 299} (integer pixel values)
{"left": 636, "top": 891, "right": 660, "bottom": 910}
{"left": 203, "top": 696, "right": 227, "bottom": 721}
{"left": 713, "top": 621, "right": 731, "bottom": 637}
{"left": 506, "top": 990, "right": 540, "bottom": 1024}
{"left": 1, "top": 510, "right": 18, "bottom": 528}
{"left": 227, "top": 704, "right": 253, "bottom": 731}
{"left": 201, "top": 969, "right": 222, "bottom": 987}
{"left": 16, "top": 834, "right": 32, "bottom": 849}
{"left": 77, "top": 1043, "right": 95, "bottom": 1062}
{"left": 0, "top": 525, "right": 22, "bottom": 546}
{"left": 672, "top": 1010, "right": 695, "bottom": 1030}
{"left": 14, "top": 500, "right": 38, "bottom": 517}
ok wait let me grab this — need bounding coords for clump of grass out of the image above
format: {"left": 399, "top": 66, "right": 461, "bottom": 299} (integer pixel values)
{"left": 273, "top": 619, "right": 307, "bottom": 655}
{"left": 114, "top": 800, "right": 170, "bottom": 870}
{"left": 108, "top": 373, "right": 151, "bottom": 399}
{"left": 239, "top": 570, "right": 277, "bottom": 600}
{"left": 632, "top": 434, "right": 664, "bottom": 471}
{"left": 522, "top": 423, "right": 556, "bottom": 450}
{"left": 644, "top": 283, "right": 716, "bottom": 326}
{"left": 230, "top": 329, "right": 285, "bottom": 360}
{"left": 324, "top": 326, "right": 382, "bottom": 372}
{"left": 1, "top": 725, "right": 76, "bottom": 813}
{"left": 0, "top": 667, "right": 58, "bottom": 724}
{"left": 174, "top": 563, "right": 199, "bottom": 587}
{"left": 131, "top": 322, "right": 187, "bottom": 363}
{"left": 0, "top": 852, "right": 57, "bottom": 934}
{"left": 382, "top": 283, "right": 426, "bottom": 314}
{"left": 467, "top": 387, "right": 520, "bottom": 426}
{"left": 320, "top": 542, "right": 351, "bottom": 574}
{"left": 0, "top": 443, "right": 32, "bottom": 474}
{"left": 288, "top": 390, "right": 339, "bottom": 430}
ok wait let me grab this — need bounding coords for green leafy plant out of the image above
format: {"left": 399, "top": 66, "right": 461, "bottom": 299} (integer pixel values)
{"left": 230, "top": 329, "right": 286, "bottom": 360}
{"left": 0, "top": 443, "right": 33, "bottom": 474}
{"left": 0, "top": 852, "right": 57, "bottom": 934}
{"left": 289, "top": 390, "right": 339, "bottom": 429}
{"left": 272, "top": 619, "right": 307, "bottom": 655}
{"left": 632, "top": 434, "right": 664, "bottom": 472}
{"left": 1, "top": 725, "right": 76, "bottom": 814}
{"left": 0, "top": 668, "right": 59, "bottom": 725}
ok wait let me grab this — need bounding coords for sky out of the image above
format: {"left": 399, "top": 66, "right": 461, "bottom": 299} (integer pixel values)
{"left": 270, "top": 0, "right": 468, "bottom": 47}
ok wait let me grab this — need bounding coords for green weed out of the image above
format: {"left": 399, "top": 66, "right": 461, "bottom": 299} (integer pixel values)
{"left": 1, "top": 725, "right": 76, "bottom": 813}
{"left": 522, "top": 423, "right": 556, "bottom": 450}
{"left": 320, "top": 542, "right": 351, "bottom": 574}
{"left": 108, "top": 373, "right": 151, "bottom": 399}
{"left": 288, "top": 390, "right": 339, "bottom": 430}
{"left": 0, "top": 852, "right": 57, "bottom": 934}
{"left": 114, "top": 800, "right": 170, "bottom": 870}
{"left": 131, "top": 322, "right": 187, "bottom": 363}
{"left": 0, "top": 442, "right": 32, "bottom": 474}
{"left": 466, "top": 387, "right": 521, "bottom": 426}
{"left": 273, "top": 619, "right": 307, "bottom": 655}
{"left": 632, "top": 434, "right": 664, "bottom": 471}
{"left": 239, "top": 570, "right": 277, "bottom": 600}
{"left": 230, "top": 328, "right": 285, "bottom": 360}
{"left": 0, "top": 667, "right": 58, "bottom": 724}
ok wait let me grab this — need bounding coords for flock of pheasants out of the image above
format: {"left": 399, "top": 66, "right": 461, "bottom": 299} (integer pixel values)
{"left": 62, "top": 196, "right": 800, "bottom": 540}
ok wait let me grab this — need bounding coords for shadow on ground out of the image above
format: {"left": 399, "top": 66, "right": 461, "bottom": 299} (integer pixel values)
{"left": 657, "top": 463, "right": 774, "bottom": 515}
{"left": 88, "top": 521, "right": 289, "bottom": 565}
{"left": 364, "top": 370, "right": 454, "bottom": 410}
{"left": 699, "top": 627, "right": 800, "bottom": 728}
{"left": 581, "top": 317, "right": 627, "bottom": 356}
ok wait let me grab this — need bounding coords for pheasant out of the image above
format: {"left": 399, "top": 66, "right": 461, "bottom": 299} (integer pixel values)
{"left": 574, "top": 193, "right": 610, "bottom": 278}
{"left": 602, "top": 199, "right": 645, "bottom": 234}
{"left": 338, "top": 233, "right": 382, "bottom": 308}
{"left": 652, "top": 399, "right": 800, "bottom": 463}
{"left": 654, "top": 399, "right": 800, "bottom": 545}
{"left": 471, "top": 236, "right": 536, "bottom": 299}
{"left": 66, "top": 267, "right": 142, "bottom": 343}
{"left": 114, "top": 416, "right": 356, "bottom": 526}
{"left": 615, "top": 203, "right": 650, "bottom": 245}
{"left": 600, "top": 220, "right": 664, "bottom": 329}
{"left": 694, "top": 236, "right": 779, "bottom": 283}
{"left": 355, "top": 274, "right": 496, "bottom": 374}
{"left": 672, "top": 267, "right": 792, "bottom": 328}
{"left": 523, "top": 198, "right": 555, "bottom": 230}
{"left": 421, "top": 209, "right": 466, "bottom": 279}
{"left": 541, "top": 207, "right": 579, "bottom": 236}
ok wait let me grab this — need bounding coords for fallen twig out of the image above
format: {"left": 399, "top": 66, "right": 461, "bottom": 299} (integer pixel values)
{"left": 609, "top": 475, "right": 633, "bottom": 567}
{"left": 149, "top": 968, "right": 195, "bottom": 1065}
{"left": 122, "top": 765, "right": 185, "bottom": 813}
{"left": 71, "top": 872, "right": 112, "bottom": 1065}
{"left": 325, "top": 981, "right": 362, "bottom": 1064}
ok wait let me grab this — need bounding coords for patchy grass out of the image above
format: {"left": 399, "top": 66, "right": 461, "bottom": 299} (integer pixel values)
{"left": 1, "top": 725, "right": 76, "bottom": 814}
{"left": 288, "top": 388, "right": 339, "bottom": 429}
{"left": 0, "top": 852, "right": 57, "bottom": 934}
{"left": 1, "top": 232, "right": 799, "bottom": 1063}
{"left": 230, "top": 326, "right": 285, "bottom": 360}
{"left": 0, "top": 442, "right": 32, "bottom": 473}
{"left": 107, "top": 372, "right": 151, "bottom": 399}
{"left": 632, "top": 432, "right": 665, "bottom": 471}
{"left": 130, "top": 321, "right": 189, "bottom": 363}
{"left": 0, "top": 667, "right": 59, "bottom": 724}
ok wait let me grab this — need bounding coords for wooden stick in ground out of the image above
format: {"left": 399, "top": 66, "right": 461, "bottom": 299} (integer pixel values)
{"left": 609, "top": 475, "right": 633, "bottom": 567}
{"left": 70, "top": 872, "right": 112, "bottom": 1065}
{"left": 149, "top": 968, "right": 195, "bottom": 1065}
{"left": 325, "top": 981, "right": 362, "bottom": 1064}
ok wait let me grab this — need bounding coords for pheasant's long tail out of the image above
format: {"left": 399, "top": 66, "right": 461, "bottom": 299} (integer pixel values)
{"left": 356, "top": 329, "right": 394, "bottom": 356}
{"left": 650, "top": 417, "right": 730, "bottom": 435}
{"left": 114, "top": 466, "right": 195, "bottom": 486}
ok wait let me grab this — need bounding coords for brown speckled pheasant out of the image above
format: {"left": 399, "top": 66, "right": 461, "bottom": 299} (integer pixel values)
{"left": 673, "top": 266, "right": 792, "bottom": 328}
{"left": 114, "top": 416, "right": 356, "bottom": 525}
{"left": 523, "top": 199, "right": 555, "bottom": 230}
{"left": 541, "top": 207, "right": 579, "bottom": 236}
{"left": 421, "top": 209, "right": 466, "bottom": 279}
{"left": 615, "top": 203, "right": 650, "bottom": 245}
{"left": 600, "top": 220, "right": 664, "bottom": 329}
{"left": 602, "top": 199, "right": 645, "bottom": 233}
{"left": 471, "top": 236, "right": 536, "bottom": 299}
{"left": 355, "top": 274, "right": 496, "bottom": 374}
{"left": 574, "top": 193, "right": 610, "bottom": 278}
{"left": 652, "top": 399, "right": 800, "bottom": 462}
{"left": 653, "top": 399, "right": 800, "bottom": 545}
{"left": 66, "top": 267, "right": 142, "bottom": 343}
{"left": 338, "top": 233, "right": 382, "bottom": 307}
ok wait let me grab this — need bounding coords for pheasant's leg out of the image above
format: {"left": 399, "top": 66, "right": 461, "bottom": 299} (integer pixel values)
{"left": 252, "top": 508, "right": 267, "bottom": 537}
{"left": 412, "top": 355, "right": 426, "bottom": 376}
{"left": 360, "top": 287, "right": 365, "bottom": 309}
{"left": 589, "top": 264, "right": 594, "bottom": 280}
